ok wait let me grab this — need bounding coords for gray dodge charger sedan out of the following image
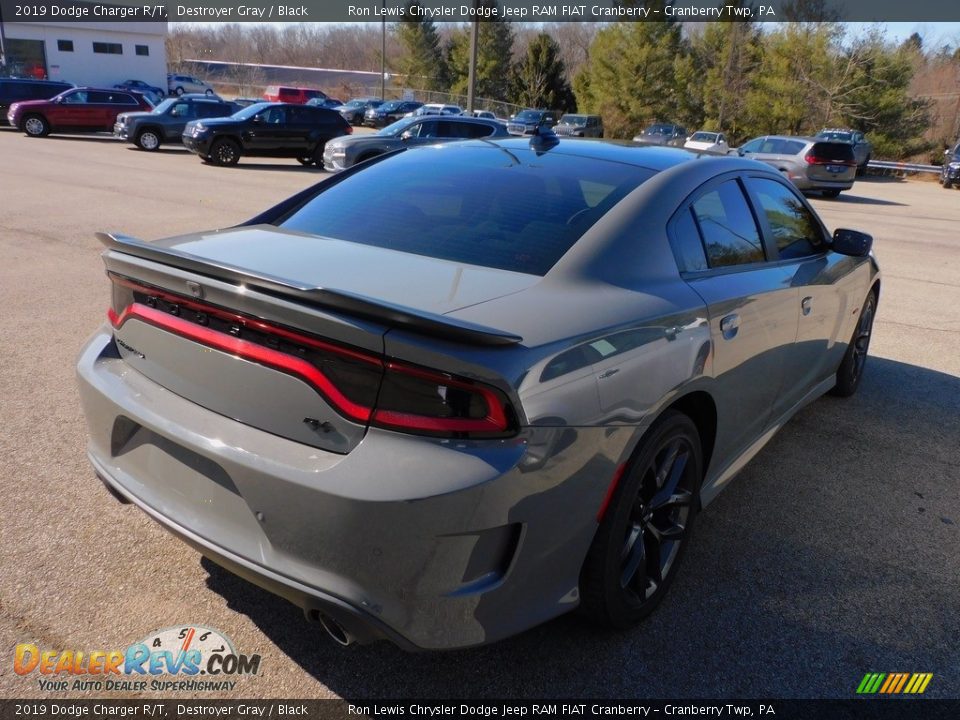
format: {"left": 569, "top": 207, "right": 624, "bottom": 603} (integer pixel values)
{"left": 77, "top": 137, "right": 879, "bottom": 650}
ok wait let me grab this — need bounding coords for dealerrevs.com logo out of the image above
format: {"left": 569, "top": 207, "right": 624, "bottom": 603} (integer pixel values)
{"left": 14, "top": 625, "right": 261, "bottom": 692}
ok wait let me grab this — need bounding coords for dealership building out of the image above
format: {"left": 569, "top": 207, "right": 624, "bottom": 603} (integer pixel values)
{"left": 0, "top": 20, "right": 167, "bottom": 89}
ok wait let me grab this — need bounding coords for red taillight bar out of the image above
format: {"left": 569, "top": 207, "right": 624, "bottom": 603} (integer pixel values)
{"left": 109, "top": 304, "right": 374, "bottom": 423}
{"left": 373, "top": 362, "right": 510, "bottom": 434}
{"left": 805, "top": 154, "right": 856, "bottom": 166}
{"left": 108, "top": 277, "right": 515, "bottom": 437}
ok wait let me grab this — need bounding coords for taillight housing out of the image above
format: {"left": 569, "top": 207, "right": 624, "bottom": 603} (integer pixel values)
{"left": 107, "top": 275, "right": 516, "bottom": 439}
{"left": 804, "top": 152, "right": 855, "bottom": 166}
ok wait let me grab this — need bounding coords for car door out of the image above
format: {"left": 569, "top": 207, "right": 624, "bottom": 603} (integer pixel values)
{"left": 245, "top": 105, "right": 287, "bottom": 154}
{"left": 742, "top": 175, "right": 865, "bottom": 405}
{"left": 101, "top": 92, "right": 138, "bottom": 129}
{"left": 53, "top": 89, "right": 90, "bottom": 128}
{"left": 671, "top": 176, "right": 799, "bottom": 465}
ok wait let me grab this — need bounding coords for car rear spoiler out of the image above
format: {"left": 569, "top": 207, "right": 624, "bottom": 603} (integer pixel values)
{"left": 96, "top": 232, "right": 523, "bottom": 347}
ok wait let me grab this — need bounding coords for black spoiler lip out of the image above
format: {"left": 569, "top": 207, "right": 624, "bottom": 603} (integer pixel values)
{"left": 96, "top": 232, "right": 523, "bottom": 347}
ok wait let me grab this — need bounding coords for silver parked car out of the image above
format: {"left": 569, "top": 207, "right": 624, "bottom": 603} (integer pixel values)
{"left": 167, "top": 74, "right": 216, "bottom": 97}
{"left": 737, "top": 135, "right": 857, "bottom": 197}
{"left": 323, "top": 114, "right": 508, "bottom": 171}
{"left": 78, "top": 139, "right": 879, "bottom": 650}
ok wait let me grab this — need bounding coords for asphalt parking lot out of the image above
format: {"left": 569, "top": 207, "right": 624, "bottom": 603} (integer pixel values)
{"left": 0, "top": 128, "right": 957, "bottom": 700}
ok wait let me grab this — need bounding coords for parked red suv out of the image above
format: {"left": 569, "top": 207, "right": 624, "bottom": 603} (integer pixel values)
{"left": 7, "top": 87, "right": 152, "bottom": 137}
{"left": 262, "top": 85, "right": 327, "bottom": 105}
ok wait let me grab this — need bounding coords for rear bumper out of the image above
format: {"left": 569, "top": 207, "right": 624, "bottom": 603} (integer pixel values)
{"left": 90, "top": 453, "right": 416, "bottom": 649}
{"left": 77, "top": 329, "right": 619, "bottom": 650}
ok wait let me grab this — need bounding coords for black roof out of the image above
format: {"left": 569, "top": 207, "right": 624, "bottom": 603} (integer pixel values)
{"left": 468, "top": 136, "right": 700, "bottom": 172}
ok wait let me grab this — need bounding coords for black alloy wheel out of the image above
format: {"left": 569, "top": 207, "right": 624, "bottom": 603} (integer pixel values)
{"left": 831, "top": 290, "right": 877, "bottom": 397}
{"left": 580, "top": 411, "right": 702, "bottom": 628}
{"left": 209, "top": 138, "right": 240, "bottom": 166}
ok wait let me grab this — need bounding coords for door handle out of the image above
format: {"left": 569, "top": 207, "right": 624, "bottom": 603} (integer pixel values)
{"left": 598, "top": 368, "right": 620, "bottom": 380}
{"left": 720, "top": 314, "right": 740, "bottom": 340}
{"left": 801, "top": 296, "right": 813, "bottom": 316}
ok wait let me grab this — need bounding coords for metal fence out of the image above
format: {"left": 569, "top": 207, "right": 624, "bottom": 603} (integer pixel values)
{"left": 867, "top": 159, "right": 941, "bottom": 175}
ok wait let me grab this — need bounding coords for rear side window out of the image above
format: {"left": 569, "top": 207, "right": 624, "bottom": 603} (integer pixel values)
{"left": 438, "top": 120, "right": 493, "bottom": 138}
{"left": 746, "top": 178, "right": 826, "bottom": 259}
{"left": 809, "top": 141, "right": 855, "bottom": 163}
{"left": 277, "top": 147, "right": 655, "bottom": 276}
{"left": 197, "top": 103, "right": 231, "bottom": 118}
{"left": 692, "top": 181, "right": 764, "bottom": 268}
{"left": 669, "top": 208, "right": 709, "bottom": 272}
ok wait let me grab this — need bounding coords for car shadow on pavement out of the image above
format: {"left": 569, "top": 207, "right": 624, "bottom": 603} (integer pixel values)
{"left": 42, "top": 134, "right": 124, "bottom": 144}
{"left": 200, "top": 163, "right": 324, "bottom": 173}
{"left": 826, "top": 194, "right": 907, "bottom": 207}
{"left": 201, "top": 355, "right": 959, "bottom": 698}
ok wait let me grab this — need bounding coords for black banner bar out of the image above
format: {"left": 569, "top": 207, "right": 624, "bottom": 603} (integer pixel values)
{"left": 2, "top": 0, "right": 960, "bottom": 23}
{"left": 1, "top": 700, "right": 959, "bottom": 720}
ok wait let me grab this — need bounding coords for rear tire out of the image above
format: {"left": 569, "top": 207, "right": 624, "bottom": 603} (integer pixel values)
{"left": 580, "top": 411, "right": 702, "bottom": 629}
{"left": 22, "top": 114, "right": 49, "bottom": 137}
{"left": 174, "top": 87, "right": 185, "bottom": 96}
{"left": 208, "top": 138, "right": 240, "bottom": 166}
{"left": 830, "top": 290, "right": 877, "bottom": 398}
{"left": 136, "top": 129, "right": 161, "bottom": 151}
{"left": 944, "top": 178, "right": 953, "bottom": 189}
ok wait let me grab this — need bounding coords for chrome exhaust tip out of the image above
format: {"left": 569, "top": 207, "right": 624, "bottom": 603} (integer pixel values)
{"left": 316, "top": 612, "right": 355, "bottom": 646}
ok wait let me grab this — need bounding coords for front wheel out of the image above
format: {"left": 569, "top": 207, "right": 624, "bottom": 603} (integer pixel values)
{"left": 23, "top": 114, "right": 49, "bottom": 137}
{"left": 943, "top": 177, "right": 953, "bottom": 189}
{"left": 136, "top": 129, "right": 161, "bottom": 151}
{"left": 830, "top": 290, "right": 877, "bottom": 397}
{"left": 208, "top": 138, "right": 240, "bottom": 166}
{"left": 579, "top": 411, "right": 703, "bottom": 629}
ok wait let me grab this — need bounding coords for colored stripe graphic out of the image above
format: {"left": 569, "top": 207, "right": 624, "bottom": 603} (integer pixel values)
{"left": 856, "top": 673, "right": 932, "bottom": 694}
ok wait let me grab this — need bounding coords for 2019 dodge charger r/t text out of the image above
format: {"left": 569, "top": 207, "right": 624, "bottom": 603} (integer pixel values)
{"left": 77, "top": 138, "right": 880, "bottom": 650}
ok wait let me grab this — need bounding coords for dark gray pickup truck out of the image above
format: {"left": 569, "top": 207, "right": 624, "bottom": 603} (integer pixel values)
{"left": 114, "top": 95, "right": 237, "bottom": 151}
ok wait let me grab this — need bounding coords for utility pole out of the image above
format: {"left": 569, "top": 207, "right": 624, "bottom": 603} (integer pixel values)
{"left": 466, "top": 20, "right": 479, "bottom": 113}
{"left": 380, "top": 1, "right": 386, "bottom": 99}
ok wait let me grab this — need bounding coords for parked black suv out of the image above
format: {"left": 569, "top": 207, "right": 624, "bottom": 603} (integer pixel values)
{"left": 0, "top": 78, "right": 74, "bottom": 125}
{"left": 115, "top": 95, "right": 238, "bottom": 150}
{"left": 181, "top": 102, "right": 351, "bottom": 166}
{"left": 363, "top": 100, "right": 423, "bottom": 128}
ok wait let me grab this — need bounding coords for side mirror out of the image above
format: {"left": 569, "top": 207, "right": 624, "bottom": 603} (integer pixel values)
{"left": 832, "top": 228, "right": 873, "bottom": 257}
{"left": 400, "top": 130, "right": 414, "bottom": 140}
{"left": 251, "top": 115, "right": 263, "bottom": 123}
{"left": 945, "top": 149, "right": 951, "bottom": 156}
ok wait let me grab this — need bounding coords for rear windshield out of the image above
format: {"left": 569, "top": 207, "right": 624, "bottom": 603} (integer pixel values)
{"left": 817, "top": 130, "right": 853, "bottom": 142}
{"left": 810, "top": 141, "right": 856, "bottom": 162}
{"left": 277, "top": 145, "right": 655, "bottom": 276}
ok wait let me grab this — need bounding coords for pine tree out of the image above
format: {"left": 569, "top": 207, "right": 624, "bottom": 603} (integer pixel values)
{"left": 447, "top": 3, "right": 515, "bottom": 102}
{"left": 511, "top": 33, "right": 575, "bottom": 111}
{"left": 395, "top": 5, "right": 449, "bottom": 92}
{"left": 572, "top": 8, "right": 687, "bottom": 139}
